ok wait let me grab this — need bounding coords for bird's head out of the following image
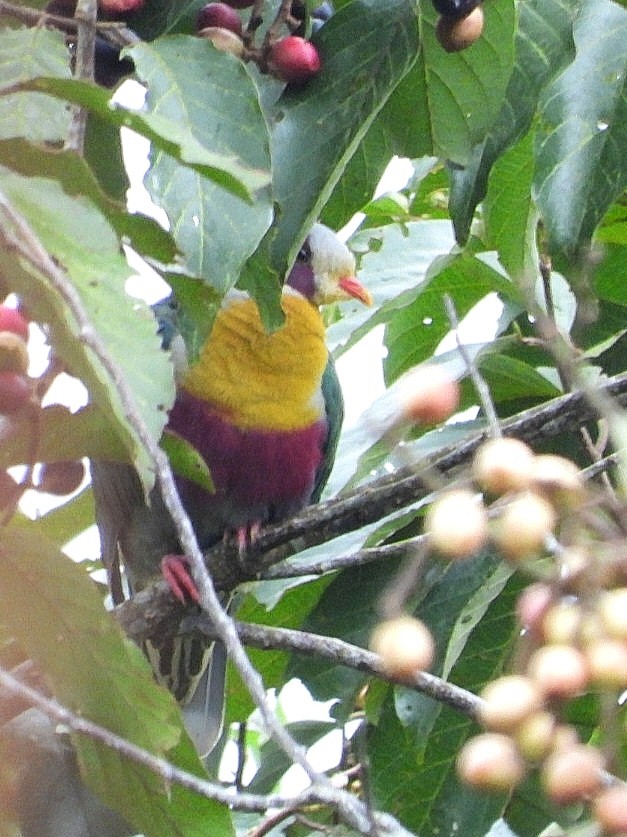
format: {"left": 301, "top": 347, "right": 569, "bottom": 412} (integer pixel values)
{"left": 286, "top": 224, "right": 373, "bottom": 307}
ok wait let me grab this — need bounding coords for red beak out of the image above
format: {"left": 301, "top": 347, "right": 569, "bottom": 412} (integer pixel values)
{"left": 339, "top": 276, "right": 373, "bottom": 306}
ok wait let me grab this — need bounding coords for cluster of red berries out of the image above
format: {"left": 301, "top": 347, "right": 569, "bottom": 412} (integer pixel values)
{"left": 432, "top": 0, "right": 485, "bottom": 52}
{"left": 0, "top": 303, "right": 85, "bottom": 510}
{"left": 195, "top": 1, "right": 323, "bottom": 84}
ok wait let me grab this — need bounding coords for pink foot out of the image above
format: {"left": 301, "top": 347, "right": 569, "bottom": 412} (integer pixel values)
{"left": 236, "top": 521, "right": 262, "bottom": 556}
{"left": 161, "top": 554, "right": 201, "bottom": 604}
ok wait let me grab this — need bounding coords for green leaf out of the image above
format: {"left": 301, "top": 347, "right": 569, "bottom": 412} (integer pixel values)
{"left": 392, "top": 0, "right": 516, "bottom": 164}
{"left": 0, "top": 405, "right": 128, "bottom": 470}
{"left": 369, "top": 566, "right": 523, "bottom": 836}
{"left": 13, "top": 76, "right": 270, "bottom": 204}
{"left": 534, "top": 0, "right": 627, "bottom": 261}
{"left": 0, "top": 529, "right": 233, "bottom": 837}
{"left": 484, "top": 130, "right": 539, "bottom": 280}
{"left": 246, "top": 720, "right": 336, "bottom": 794}
{"left": 133, "top": 36, "right": 273, "bottom": 291}
{"left": 0, "top": 138, "right": 177, "bottom": 263}
{"left": 383, "top": 253, "right": 520, "bottom": 384}
{"left": 161, "top": 430, "right": 215, "bottom": 493}
{"left": 448, "top": 0, "right": 582, "bottom": 243}
{"left": 328, "top": 220, "right": 457, "bottom": 356}
{"left": 0, "top": 28, "right": 71, "bottom": 142}
{"left": 0, "top": 170, "right": 174, "bottom": 488}
{"left": 270, "top": 0, "right": 420, "bottom": 271}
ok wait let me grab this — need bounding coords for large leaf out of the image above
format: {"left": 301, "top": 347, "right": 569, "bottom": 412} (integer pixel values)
{"left": 134, "top": 36, "right": 273, "bottom": 291}
{"left": 534, "top": 0, "right": 627, "bottom": 262}
{"left": 270, "top": 0, "right": 420, "bottom": 271}
{"left": 0, "top": 27, "right": 71, "bottom": 142}
{"left": 0, "top": 169, "right": 174, "bottom": 486}
{"left": 484, "top": 130, "right": 539, "bottom": 281}
{"left": 0, "top": 138, "right": 177, "bottom": 264}
{"left": 369, "top": 566, "right": 523, "bottom": 837}
{"left": 448, "top": 0, "right": 582, "bottom": 243}
{"left": 383, "top": 253, "right": 521, "bottom": 384}
{"left": 12, "top": 76, "right": 269, "bottom": 204}
{"left": 0, "top": 528, "right": 233, "bottom": 837}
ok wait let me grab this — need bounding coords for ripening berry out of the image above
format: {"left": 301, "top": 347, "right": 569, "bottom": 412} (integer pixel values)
{"left": 541, "top": 744, "right": 604, "bottom": 805}
{"left": 515, "top": 710, "right": 556, "bottom": 762}
{"left": 516, "top": 583, "right": 553, "bottom": 633}
{"left": 531, "top": 454, "right": 584, "bottom": 508}
{"left": 541, "top": 599, "right": 582, "bottom": 645}
{"left": 472, "top": 438, "right": 534, "bottom": 495}
{"left": 584, "top": 637, "right": 627, "bottom": 689}
{"left": 593, "top": 785, "right": 627, "bottom": 835}
{"left": 598, "top": 587, "right": 627, "bottom": 640}
{"left": 0, "top": 371, "right": 31, "bottom": 415}
{"left": 492, "top": 491, "right": 556, "bottom": 561}
{"left": 426, "top": 489, "right": 488, "bottom": 559}
{"left": 0, "top": 331, "right": 29, "bottom": 375}
{"left": 196, "top": 2, "right": 243, "bottom": 35}
{"left": 399, "top": 364, "right": 460, "bottom": 425}
{"left": 527, "top": 644, "right": 589, "bottom": 699}
{"left": 269, "top": 36, "right": 321, "bottom": 84}
{"left": 37, "top": 460, "right": 86, "bottom": 496}
{"left": 436, "top": 5, "right": 484, "bottom": 52}
{"left": 457, "top": 733, "right": 525, "bottom": 793}
{"left": 370, "top": 615, "right": 435, "bottom": 677}
{"left": 0, "top": 305, "right": 29, "bottom": 341}
{"left": 478, "top": 675, "right": 543, "bottom": 733}
{"left": 198, "top": 26, "right": 245, "bottom": 56}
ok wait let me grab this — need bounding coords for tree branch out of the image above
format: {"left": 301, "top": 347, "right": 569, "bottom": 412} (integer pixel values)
{"left": 183, "top": 618, "right": 483, "bottom": 719}
{"left": 112, "top": 371, "right": 627, "bottom": 656}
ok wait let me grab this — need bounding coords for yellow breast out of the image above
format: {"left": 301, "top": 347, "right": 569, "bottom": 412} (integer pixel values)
{"left": 181, "top": 290, "right": 328, "bottom": 431}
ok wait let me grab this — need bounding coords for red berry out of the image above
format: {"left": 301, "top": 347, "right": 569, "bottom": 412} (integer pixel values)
{"left": 269, "top": 36, "right": 321, "bottom": 84}
{"left": 99, "top": 0, "right": 144, "bottom": 13}
{"left": 37, "top": 460, "right": 85, "bottom": 496}
{"left": 0, "top": 372, "right": 31, "bottom": 415}
{"left": 0, "top": 306, "right": 29, "bottom": 341}
{"left": 196, "top": 2, "right": 242, "bottom": 35}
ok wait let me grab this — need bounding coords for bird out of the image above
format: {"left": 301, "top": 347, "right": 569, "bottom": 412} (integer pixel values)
{"left": 90, "top": 223, "right": 372, "bottom": 755}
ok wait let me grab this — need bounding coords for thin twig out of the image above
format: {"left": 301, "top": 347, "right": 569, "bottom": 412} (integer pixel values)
{"left": 185, "top": 619, "right": 483, "bottom": 720}
{"left": 443, "top": 293, "right": 501, "bottom": 439}
{"left": 0, "top": 194, "right": 378, "bottom": 835}
{"left": 0, "top": 665, "right": 308, "bottom": 813}
{"left": 65, "top": 0, "right": 97, "bottom": 153}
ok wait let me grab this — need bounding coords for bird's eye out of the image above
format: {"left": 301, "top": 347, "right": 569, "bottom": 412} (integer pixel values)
{"left": 297, "top": 241, "right": 312, "bottom": 263}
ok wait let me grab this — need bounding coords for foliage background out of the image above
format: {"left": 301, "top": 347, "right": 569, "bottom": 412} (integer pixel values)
{"left": 0, "top": 0, "right": 626, "bottom": 835}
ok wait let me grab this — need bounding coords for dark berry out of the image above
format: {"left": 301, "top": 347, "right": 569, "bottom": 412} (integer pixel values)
{"left": 269, "top": 36, "right": 321, "bottom": 84}
{"left": 0, "top": 372, "right": 31, "bottom": 415}
{"left": 38, "top": 460, "right": 85, "bottom": 495}
{"left": 94, "top": 38, "right": 134, "bottom": 88}
{"left": 432, "top": 0, "right": 479, "bottom": 19}
{"left": 196, "top": 2, "right": 243, "bottom": 35}
{"left": 312, "top": 1, "right": 334, "bottom": 21}
{"left": 222, "top": 0, "right": 253, "bottom": 7}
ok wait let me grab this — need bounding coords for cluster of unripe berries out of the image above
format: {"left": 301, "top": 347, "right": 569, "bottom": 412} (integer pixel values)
{"left": 0, "top": 303, "right": 85, "bottom": 508}
{"left": 195, "top": 0, "right": 326, "bottom": 84}
{"left": 432, "top": 0, "right": 485, "bottom": 52}
{"left": 371, "top": 429, "right": 627, "bottom": 832}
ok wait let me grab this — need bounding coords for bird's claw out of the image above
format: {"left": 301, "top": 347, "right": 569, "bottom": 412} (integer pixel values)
{"left": 161, "top": 554, "right": 201, "bottom": 605}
